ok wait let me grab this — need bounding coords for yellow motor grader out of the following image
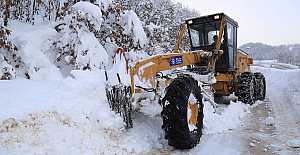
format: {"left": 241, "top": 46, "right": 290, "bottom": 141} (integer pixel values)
{"left": 105, "top": 13, "right": 266, "bottom": 149}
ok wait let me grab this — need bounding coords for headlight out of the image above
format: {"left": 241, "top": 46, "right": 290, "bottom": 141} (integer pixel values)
{"left": 214, "top": 15, "right": 220, "bottom": 20}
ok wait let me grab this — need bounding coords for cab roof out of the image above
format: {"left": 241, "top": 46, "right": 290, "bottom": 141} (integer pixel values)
{"left": 185, "top": 13, "right": 239, "bottom": 27}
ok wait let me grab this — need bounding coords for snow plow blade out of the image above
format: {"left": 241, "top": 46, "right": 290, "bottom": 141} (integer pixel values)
{"left": 105, "top": 84, "right": 133, "bottom": 129}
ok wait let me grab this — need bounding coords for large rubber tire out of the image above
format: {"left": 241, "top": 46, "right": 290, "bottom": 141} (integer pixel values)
{"left": 161, "top": 75, "right": 204, "bottom": 149}
{"left": 236, "top": 72, "right": 256, "bottom": 105}
{"left": 254, "top": 72, "right": 266, "bottom": 101}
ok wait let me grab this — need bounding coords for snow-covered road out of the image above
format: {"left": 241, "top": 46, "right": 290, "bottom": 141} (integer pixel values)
{"left": 253, "top": 65, "right": 300, "bottom": 154}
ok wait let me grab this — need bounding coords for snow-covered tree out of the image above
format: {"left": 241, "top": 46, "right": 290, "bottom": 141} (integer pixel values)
{"left": 0, "top": 26, "right": 28, "bottom": 79}
{"left": 0, "top": 0, "right": 202, "bottom": 80}
{"left": 48, "top": 1, "right": 108, "bottom": 72}
{"left": 117, "top": 0, "right": 199, "bottom": 53}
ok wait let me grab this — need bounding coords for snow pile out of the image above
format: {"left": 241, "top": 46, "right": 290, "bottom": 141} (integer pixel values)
{"left": 138, "top": 99, "right": 162, "bottom": 117}
{"left": 0, "top": 71, "right": 115, "bottom": 124}
{"left": 0, "top": 72, "right": 162, "bottom": 154}
{"left": 0, "top": 71, "right": 128, "bottom": 154}
{"left": 203, "top": 101, "right": 250, "bottom": 134}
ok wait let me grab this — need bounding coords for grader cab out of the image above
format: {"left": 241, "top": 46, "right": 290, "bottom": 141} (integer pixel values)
{"left": 186, "top": 13, "right": 265, "bottom": 102}
{"left": 186, "top": 13, "right": 238, "bottom": 72}
{"left": 105, "top": 13, "right": 266, "bottom": 149}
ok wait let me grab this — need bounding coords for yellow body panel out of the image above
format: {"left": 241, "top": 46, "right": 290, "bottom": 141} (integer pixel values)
{"left": 213, "top": 50, "right": 253, "bottom": 96}
{"left": 213, "top": 73, "right": 234, "bottom": 96}
{"left": 236, "top": 50, "right": 253, "bottom": 73}
{"left": 129, "top": 51, "right": 213, "bottom": 94}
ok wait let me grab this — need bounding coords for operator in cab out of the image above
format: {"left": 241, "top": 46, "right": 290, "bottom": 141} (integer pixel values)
{"left": 210, "top": 34, "right": 225, "bottom": 52}
{"left": 208, "top": 34, "right": 220, "bottom": 51}
{"left": 211, "top": 35, "right": 218, "bottom": 48}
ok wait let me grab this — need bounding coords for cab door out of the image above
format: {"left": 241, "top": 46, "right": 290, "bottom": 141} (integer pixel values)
{"left": 227, "top": 22, "right": 237, "bottom": 70}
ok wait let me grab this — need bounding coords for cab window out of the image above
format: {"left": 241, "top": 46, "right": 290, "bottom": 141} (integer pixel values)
{"left": 190, "top": 28, "right": 201, "bottom": 47}
{"left": 208, "top": 30, "right": 219, "bottom": 45}
{"left": 227, "top": 23, "right": 234, "bottom": 46}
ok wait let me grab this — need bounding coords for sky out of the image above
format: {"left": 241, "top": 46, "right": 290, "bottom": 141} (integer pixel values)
{"left": 173, "top": 0, "right": 300, "bottom": 45}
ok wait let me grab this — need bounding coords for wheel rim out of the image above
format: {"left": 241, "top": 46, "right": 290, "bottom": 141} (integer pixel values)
{"left": 187, "top": 93, "right": 199, "bottom": 132}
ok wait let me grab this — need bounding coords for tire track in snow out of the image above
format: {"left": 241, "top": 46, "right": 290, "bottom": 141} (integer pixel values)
{"left": 254, "top": 66, "right": 300, "bottom": 154}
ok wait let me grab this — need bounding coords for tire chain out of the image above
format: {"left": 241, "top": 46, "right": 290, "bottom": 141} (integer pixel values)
{"left": 254, "top": 72, "right": 266, "bottom": 101}
{"left": 237, "top": 72, "right": 256, "bottom": 105}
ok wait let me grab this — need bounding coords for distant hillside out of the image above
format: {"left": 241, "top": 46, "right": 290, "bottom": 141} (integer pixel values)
{"left": 239, "top": 43, "right": 300, "bottom": 66}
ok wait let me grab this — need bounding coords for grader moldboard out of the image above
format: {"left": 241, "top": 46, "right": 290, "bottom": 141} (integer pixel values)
{"left": 105, "top": 13, "right": 266, "bottom": 149}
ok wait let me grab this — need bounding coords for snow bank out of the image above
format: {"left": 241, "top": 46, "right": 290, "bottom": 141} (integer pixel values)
{"left": 0, "top": 71, "right": 119, "bottom": 126}
{"left": 0, "top": 71, "right": 129, "bottom": 154}
{"left": 203, "top": 101, "right": 250, "bottom": 134}
{"left": 0, "top": 70, "right": 160, "bottom": 154}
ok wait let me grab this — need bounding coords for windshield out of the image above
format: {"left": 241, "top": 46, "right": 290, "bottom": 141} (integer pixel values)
{"left": 188, "top": 21, "right": 223, "bottom": 48}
